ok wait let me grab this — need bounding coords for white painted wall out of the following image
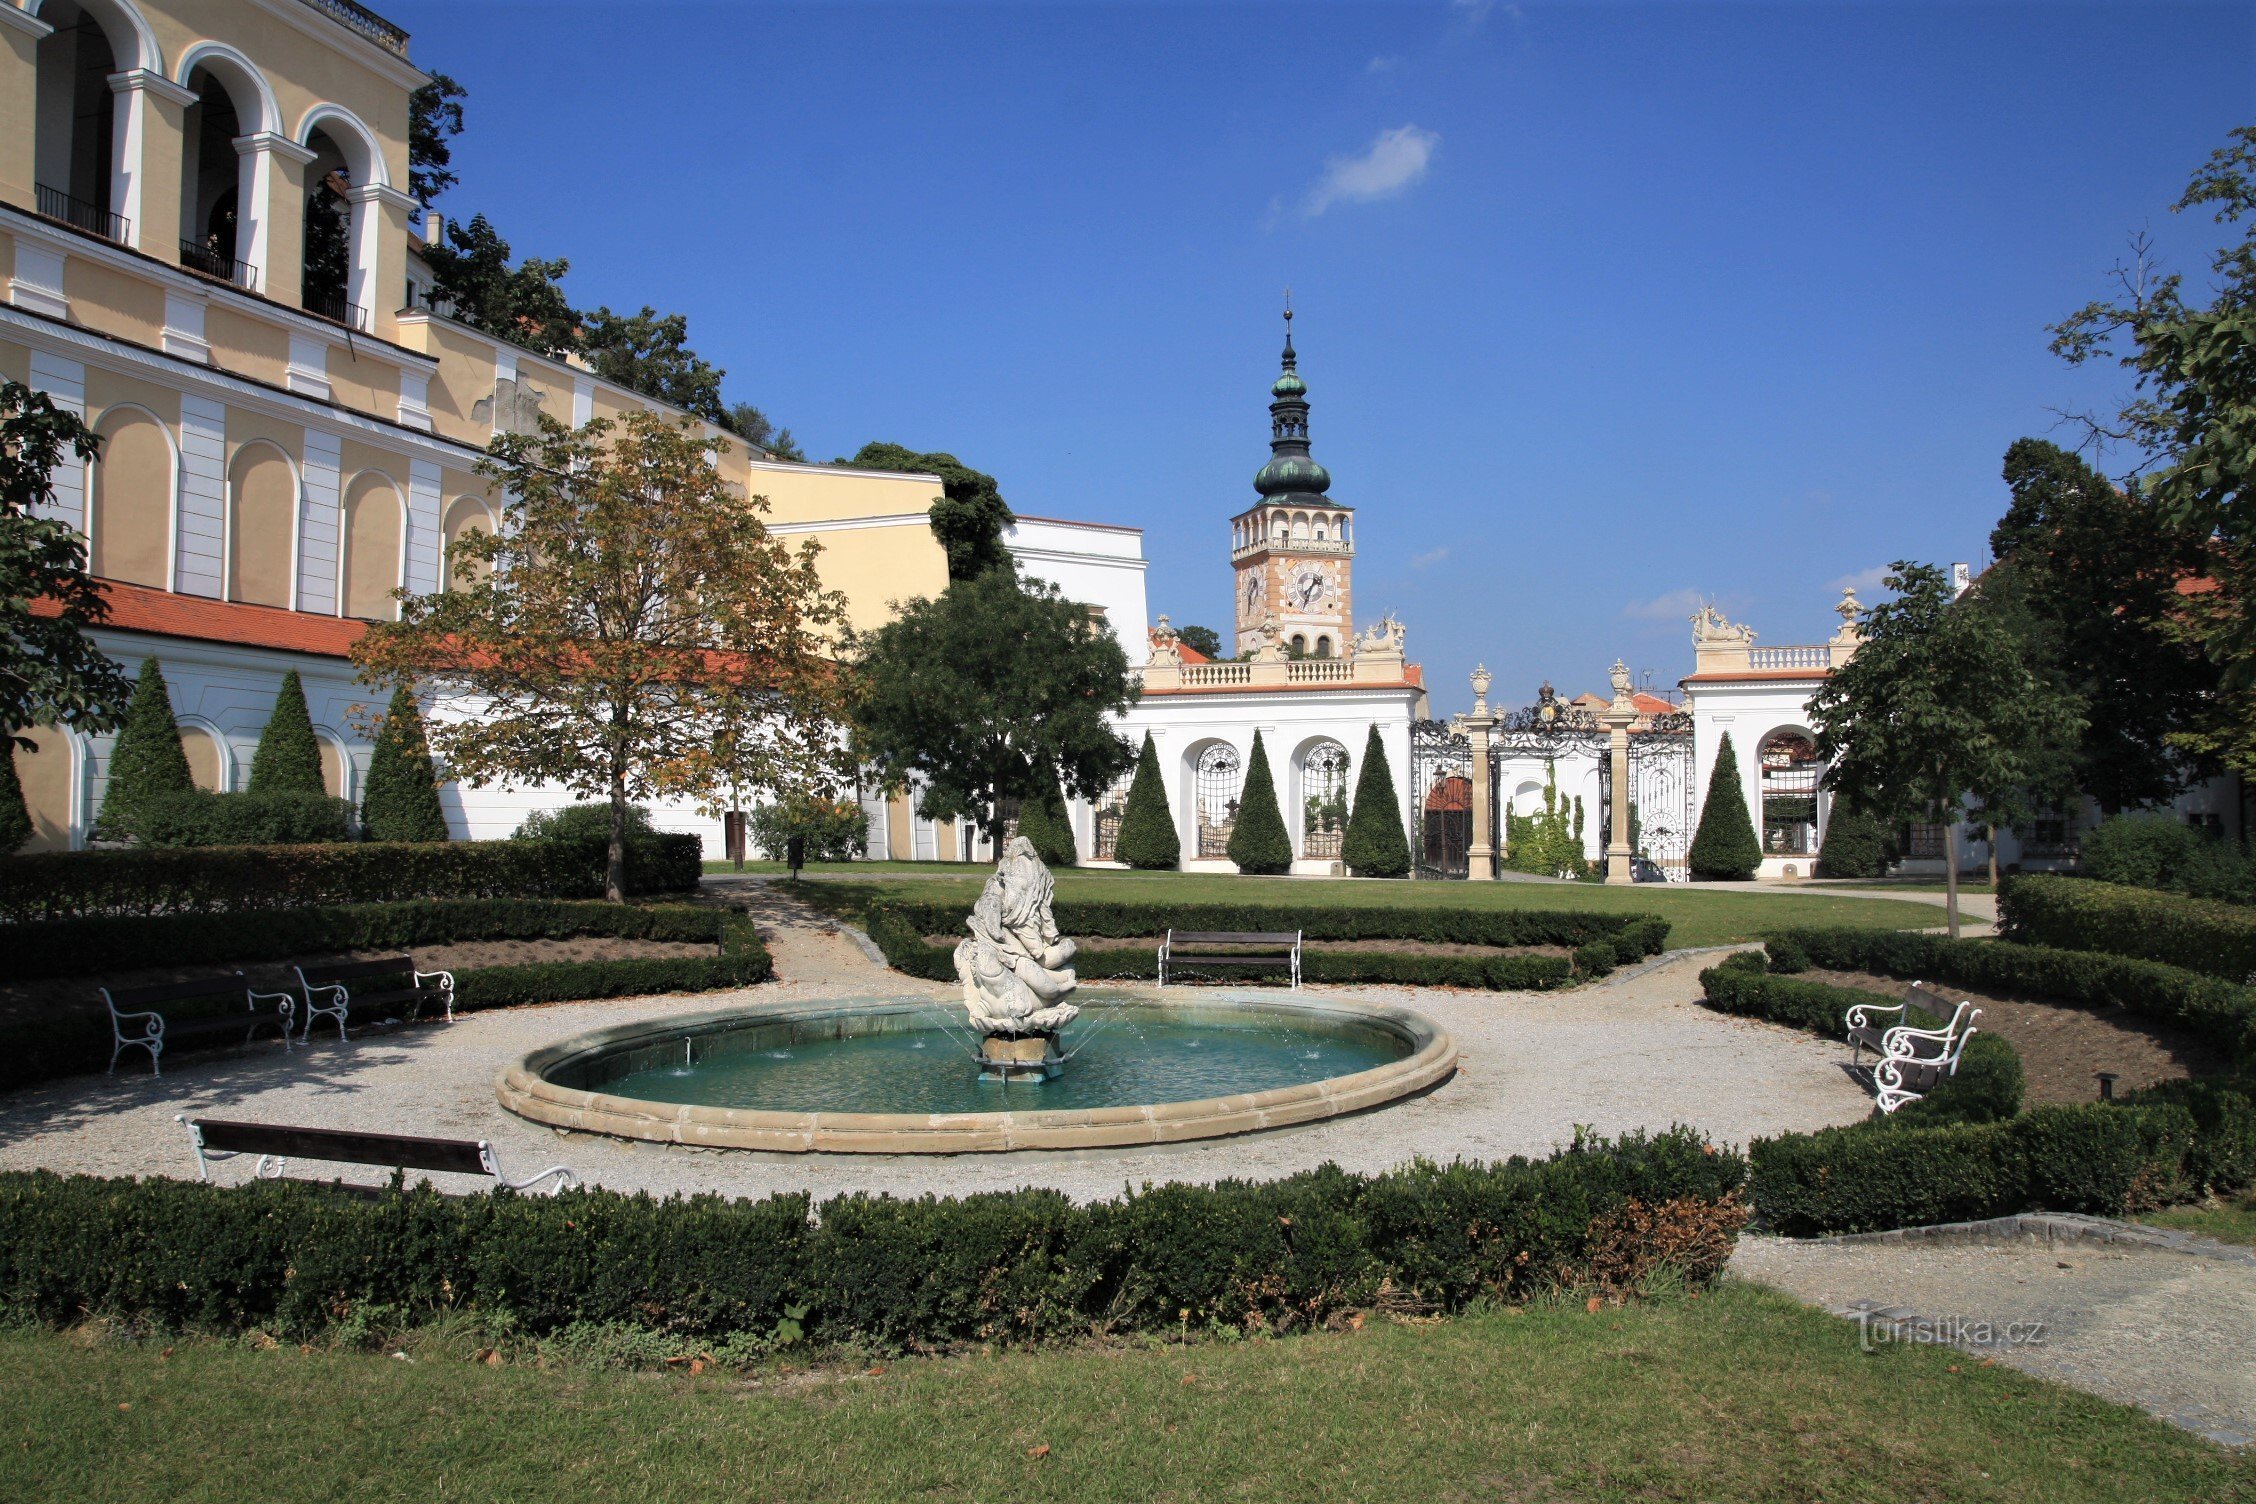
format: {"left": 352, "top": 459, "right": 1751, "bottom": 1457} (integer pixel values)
{"left": 1005, "top": 515, "right": 1150, "bottom": 668}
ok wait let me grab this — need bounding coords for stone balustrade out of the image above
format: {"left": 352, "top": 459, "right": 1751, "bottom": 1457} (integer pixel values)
{"left": 1142, "top": 647, "right": 1406, "bottom": 691}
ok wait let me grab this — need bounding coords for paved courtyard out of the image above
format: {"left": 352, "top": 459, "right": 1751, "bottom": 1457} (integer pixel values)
{"left": 0, "top": 905, "right": 1871, "bottom": 1202}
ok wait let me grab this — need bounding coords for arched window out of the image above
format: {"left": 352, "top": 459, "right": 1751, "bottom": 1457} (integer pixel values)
{"left": 1291, "top": 513, "right": 1310, "bottom": 540}
{"left": 1300, "top": 740, "right": 1350, "bottom": 859}
{"left": 11, "top": 727, "right": 80, "bottom": 852}
{"left": 31, "top": 0, "right": 123, "bottom": 240}
{"left": 1758, "top": 729, "right": 1823, "bottom": 857}
{"left": 1313, "top": 522, "right": 1327, "bottom": 541}
{"left": 1314, "top": 636, "right": 1332, "bottom": 659}
{"left": 1194, "top": 743, "right": 1241, "bottom": 858}
{"left": 441, "top": 496, "right": 495, "bottom": 587}
{"left": 178, "top": 724, "right": 226, "bottom": 792}
{"left": 227, "top": 442, "right": 295, "bottom": 607}
{"left": 298, "top": 108, "right": 386, "bottom": 330}
{"left": 89, "top": 406, "right": 173, "bottom": 589}
{"left": 1289, "top": 633, "right": 1307, "bottom": 657}
{"left": 340, "top": 472, "right": 403, "bottom": 620}
{"left": 313, "top": 730, "right": 348, "bottom": 798}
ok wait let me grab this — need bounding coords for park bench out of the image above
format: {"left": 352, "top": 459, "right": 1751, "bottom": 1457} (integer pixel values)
{"left": 1157, "top": 929, "right": 1302, "bottom": 989}
{"left": 178, "top": 1115, "right": 575, "bottom": 1195}
{"left": 1843, "top": 983, "right": 1982, "bottom": 1114}
{"left": 102, "top": 974, "right": 297, "bottom": 1076}
{"left": 293, "top": 955, "right": 455, "bottom": 1040}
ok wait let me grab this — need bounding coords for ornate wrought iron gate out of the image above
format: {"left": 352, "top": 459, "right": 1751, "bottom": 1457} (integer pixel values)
{"left": 1410, "top": 720, "right": 1472, "bottom": 880}
{"left": 1609, "top": 711, "right": 1696, "bottom": 881}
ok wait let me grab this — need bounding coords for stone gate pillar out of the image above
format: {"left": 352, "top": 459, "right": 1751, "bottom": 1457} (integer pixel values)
{"left": 1459, "top": 665, "right": 1497, "bottom": 880}
{"left": 1602, "top": 659, "right": 1637, "bottom": 885}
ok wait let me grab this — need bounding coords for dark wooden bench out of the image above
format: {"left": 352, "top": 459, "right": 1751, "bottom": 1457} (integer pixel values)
{"left": 178, "top": 1116, "right": 575, "bottom": 1194}
{"left": 293, "top": 955, "right": 455, "bottom": 1040}
{"left": 1157, "top": 930, "right": 1302, "bottom": 989}
{"left": 102, "top": 974, "right": 296, "bottom": 1076}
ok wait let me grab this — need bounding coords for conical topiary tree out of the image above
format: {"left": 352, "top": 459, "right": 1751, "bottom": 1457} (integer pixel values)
{"left": 95, "top": 658, "right": 193, "bottom": 841}
{"left": 1688, "top": 731, "right": 1762, "bottom": 880}
{"left": 1227, "top": 730, "right": 1293, "bottom": 874}
{"left": 1341, "top": 724, "right": 1410, "bottom": 877}
{"left": 248, "top": 670, "right": 326, "bottom": 795}
{"left": 1817, "top": 799, "right": 1888, "bottom": 879}
{"left": 1015, "top": 775, "right": 1078, "bottom": 868}
{"left": 361, "top": 686, "right": 451, "bottom": 842}
{"left": 0, "top": 742, "right": 31, "bottom": 854}
{"left": 1113, "top": 732, "right": 1179, "bottom": 869}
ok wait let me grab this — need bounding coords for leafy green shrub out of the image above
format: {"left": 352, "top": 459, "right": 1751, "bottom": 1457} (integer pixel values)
{"left": 93, "top": 658, "right": 192, "bottom": 841}
{"left": 0, "top": 1126, "right": 1745, "bottom": 1349}
{"left": 1688, "top": 733, "right": 1760, "bottom": 880}
{"left": 514, "top": 803, "right": 702, "bottom": 890}
{"left": 1573, "top": 940, "right": 1617, "bottom": 978}
{"left": 1113, "top": 733, "right": 1179, "bottom": 870}
{"left": 747, "top": 795, "right": 865, "bottom": 862}
{"left": 134, "top": 789, "right": 354, "bottom": 848}
{"left": 246, "top": 671, "right": 326, "bottom": 796}
{"left": 1227, "top": 731, "right": 1293, "bottom": 875}
{"left": 0, "top": 742, "right": 30, "bottom": 854}
{"left": 359, "top": 687, "right": 449, "bottom": 842}
{"left": 2000, "top": 873, "right": 2256, "bottom": 983}
{"left": 1766, "top": 936, "right": 1811, "bottom": 974}
{"left": 2016, "top": 1102, "right": 2194, "bottom": 1215}
{"left": 0, "top": 904, "right": 765, "bottom": 1090}
{"left": 1341, "top": 725, "right": 1410, "bottom": 878}
{"left": 2079, "top": 813, "right": 2200, "bottom": 891}
{"left": 1816, "top": 802, "right": 1889, "bottom": 879}
{"left": 2126, "top": 1077, "right": 2256, "bottom": 1193}
{"left": 1504, "top": 763, "right": 1585, "bottom": 879}
{"left": 1751, "top": 1121, "right": 2030, "bottom": 1236}
{"left": 0, "top": 835, "right": 702, "bottom": 924}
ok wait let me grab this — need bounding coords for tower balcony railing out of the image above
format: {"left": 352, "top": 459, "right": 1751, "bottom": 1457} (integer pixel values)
{"left": 1230, "top": 536, "right": 1353, "bottom": 561}
{"left": 179, "top": 239, "right": 257, "bottom": 290}
{"left": 35, "top": 184, "right": 127, "bottom": 245}
{"left": 1145, "top": 644, "right": 1408, "bottom": 692}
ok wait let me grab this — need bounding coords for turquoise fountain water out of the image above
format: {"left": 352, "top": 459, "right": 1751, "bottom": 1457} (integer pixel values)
{"left": 574, "top": 993, "right": 1405, "bottom": 1117}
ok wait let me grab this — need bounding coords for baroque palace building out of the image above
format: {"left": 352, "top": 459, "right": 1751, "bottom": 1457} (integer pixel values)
{"left": 3, "top": 0, "right": 1427, "bottom": 867}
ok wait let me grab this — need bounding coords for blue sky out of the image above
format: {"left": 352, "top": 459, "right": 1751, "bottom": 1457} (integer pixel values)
{"left": 387, "top": 0, "right": 2253, "bottom": 713}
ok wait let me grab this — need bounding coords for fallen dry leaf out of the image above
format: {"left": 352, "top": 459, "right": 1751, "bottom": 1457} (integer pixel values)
{"left": 116, "top": 1403, "right": 131, "bottom": 1412}
{"left": 159, "top": 1348, "right": 173, "bottom": 1361}
{"left": 689, "top": 1357, "right": 710, "bottom": 1376}
{"left": 1180, "top": 1373, "right": 1196, "bottom": 1387}
{"left": 866, "top": 1365, "right": 885, "bottom": 1377}
{"left": 1348, "top": 1313, "right": 1366, "bottom": 1330}
{"left": 1027, "top": 1444, "right": 1051, "bottom": 1460}
{"left": 1586, "top": 1297, "right": 1603, "bottom": 1314}
{"left": 483, "top": 1350, "right": 504, "bottom": 1369}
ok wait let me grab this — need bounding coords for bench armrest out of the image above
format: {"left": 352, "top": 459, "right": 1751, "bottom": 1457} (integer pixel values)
{"left": 1878, "top": 1022, "right": 1955, "bottom": 1060}
{"left": 108, "top": 1007, "right": 164, "bottom": 1026}
{"left": 1843, "top": 1000, "right": 1908, "bottom": 1033}
{"left": 479, "top": 1144, "right": 575, "bottom": 1194}
{"left": 413, "top": 969, "right": 455, "bottom": 991}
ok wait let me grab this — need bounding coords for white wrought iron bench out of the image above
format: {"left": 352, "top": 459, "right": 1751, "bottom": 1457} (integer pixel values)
{"left": 292, "top": 954, "right": 455, "bottom": 1040}
{"left": 1157, "top": 930, "right": 1302, "bottom": 988}
{"left": 1843, "top": 983, "right": 1982, "bottom": 1114}
{"left": 101, "top": 974, "right": 297, "bottom": 1076}
{"left": 178, "top": 1116, "right": 575, "bottom": 1195}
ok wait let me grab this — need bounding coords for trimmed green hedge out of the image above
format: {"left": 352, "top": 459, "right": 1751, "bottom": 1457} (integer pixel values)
{"left": 1761, "top": 925, "right": 2256, "bottom": 1070}
{"left": 1697, "top": 957, "right": 2025, "bottom": 1126}
{"left": 0, "top": 835, "right": 704, "bottom": 923}
{"left": 0, "top": 903, "right": 769, "bottom": 1092}
{"left": 2000, "top": 873, "right": 2256, "bottom": 984}
{"left": 865, "top": 901, "right": 1671, "bottom": 991}
{"left": 0, "top": 1126, "right": 1745, "bottom": 1350}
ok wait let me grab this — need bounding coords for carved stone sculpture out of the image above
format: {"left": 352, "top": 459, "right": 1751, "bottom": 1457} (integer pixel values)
{"left": 954, "top": 836, "right": 1080, "bottom": 1037}
{"left": 1689, "top": 602, "right": 1755, "bottom": 646}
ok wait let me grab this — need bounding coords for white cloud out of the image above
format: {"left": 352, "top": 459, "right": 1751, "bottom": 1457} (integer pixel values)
{"left": 1621, "top": 587, "right": 1706, "bottom": 622}
{"left": 1827, "top": 565, "right": 1893, "bottom": 599}
{"left": 1304, "top": 125, "right": 1439, "bottom": 215}
{"left": 1411, "top": 546, "right": 1449, "bottom": 569}
{"left": 1366, "top": 54, "right": 1404, "bottom": 74}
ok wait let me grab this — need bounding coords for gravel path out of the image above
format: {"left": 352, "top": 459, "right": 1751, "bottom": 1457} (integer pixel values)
{"left": 0, "top": 895, "right": 1872, "bottom": 1202}
{"left": 1732, "top": 1224, "right": 2256, "bottom": 1447}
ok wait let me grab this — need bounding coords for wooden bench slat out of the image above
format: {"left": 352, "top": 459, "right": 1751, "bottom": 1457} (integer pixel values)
{"left": 191, "top": 1119, "right": 490, "bottom": 1177}
{"left": 299, "top": 957, "right": 418, "bottom": 984}
{"left": 103, "top": 975, "right": 249, "bottom": 1008}
{"left": 1167, "top": 931, "right": 1301, "bottom": 945}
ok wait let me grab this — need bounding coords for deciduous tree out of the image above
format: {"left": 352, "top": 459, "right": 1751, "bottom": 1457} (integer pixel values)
{"left": 850, "top": 568, "right": 1135, "bottom": 851}
{"left": 1810, "top": 563, "right": 2083, "bottom": 935}
{"left": 580, "top": 306, "right": 729, "bottom": 426}
{"left": 353, "top": 411, "right": 851, "bottom": 899}
{"left": 423, "top": 214, "right": 579, "bottom": 359}
{"left": 1175, "top": 624, "right": 1223, "bottom": 660}
{"left": 0, "top": 743, "right": 29, "bottom": 854}
{"left": 845, "top": 443, "right": 1015, "bottom": 581}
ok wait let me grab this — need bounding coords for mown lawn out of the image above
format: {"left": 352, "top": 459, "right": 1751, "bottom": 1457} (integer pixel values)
{"left": 784, "top": 869, "right": 1946, "bottom": 951}
{"left": 2, "top": 1283, "right": 2241, "bottom": 1503}
{"left": 2141, "top": 1193, "right": 2256, "bottom": 1248}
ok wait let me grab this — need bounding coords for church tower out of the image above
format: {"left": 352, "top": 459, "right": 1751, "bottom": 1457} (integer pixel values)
{"left": 1231, "top": 308, "right": 1355, "bottom": 658}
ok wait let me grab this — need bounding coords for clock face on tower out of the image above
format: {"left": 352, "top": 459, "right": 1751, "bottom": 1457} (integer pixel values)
{"left": 1290, "top": 564, "right": 1331, "bottom": 610}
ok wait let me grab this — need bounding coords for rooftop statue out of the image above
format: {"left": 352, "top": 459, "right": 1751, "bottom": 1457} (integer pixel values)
{"left": 1689, "top": 602, "right": 1756, "bottom": 646}
{"left": 955, "top": 836, "right": 1081, "bottom": 1036}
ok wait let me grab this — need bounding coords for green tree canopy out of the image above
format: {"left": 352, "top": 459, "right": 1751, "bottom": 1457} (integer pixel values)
{"left": 723, "top": 404, "right": 806, "bottom": 462}
{"left": 580, "top": 306, "right": 729, "bottom": 426}
{"left": 1341, "top": 725, "right": 1410, "bottom": 877}
{"left": 423, "top": 214, "right": 579, "bottom": 360}
{"left": 1810, "top": 563, "right": 2083, "bottom": 933}
{"left": 1014, "top": 778, "right": 1079, "bottom": 868}
{"left": 1114, "top": 732, "right": 1179, "bottom": 869}
{"left": 1174, "top": 624, "right": 1223, "bottom": 660}
{"left": 1, "top": 382, "right": 129, "bottom": 752}
{"left": 247, "top": 671, "right": 326, "bottom": 797}
{"left": 845, "top": 443, "right": 1015, "bottom": 581}
{"left": 408, "top": 71, "right": 466, "bottom": 206}
{"left": 850, "top": 568, "right": 1136, "bottom": 845}
{"left": 1687, "top": 732, "right": 1761, "bottom": 881}
{"left": 1226, "top": 731, "right": 1293, "bottom": 874}
{"left": 0, "top": 742, "right": 30, "bottom": 854}
{"left": 360, "top": 686, "right": 450, "bottom": 842}
{"left": 95, "top": 658, "right": 192, "bottom": 841}
{"left": 1816, "top": 799, "right": 1889, "bottom": 880}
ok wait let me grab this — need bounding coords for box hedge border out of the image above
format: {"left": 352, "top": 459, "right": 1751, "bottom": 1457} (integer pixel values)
{"left": 0, "top": 835, "right": 704, "bottom": 924}
{"left": 1698, "top": 938, "right": 2256, "bottom": 1235}
{"left": 1999, "top": 872, "right": 2256, "bottom": 984}
{"left": 0, "top": 902, "right": 770, "bottom": 1093}
{"left": 0, "top": 1125, "right": 1744, "bottom": 1352}
{"left": 864, "top": 900, "right": 1671, "bottom": 991}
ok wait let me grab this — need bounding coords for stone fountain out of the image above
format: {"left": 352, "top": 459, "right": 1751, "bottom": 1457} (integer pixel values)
{"left": 953, "top": 835, "right": 1080, "bottom": 1080}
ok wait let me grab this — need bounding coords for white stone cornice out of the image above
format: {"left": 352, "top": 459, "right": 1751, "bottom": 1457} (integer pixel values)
{"left": 345, "top": 182, "right": 419, "bottom": 214}
{"left": 764, "top": 513, "right": 935, "bottom": 536}
{"left": 241, "top": 0, "right": 432, "bottom": 92}
{"left": 234, "top": 131, "right": 319, "bottom": 166}
{"left": 0, "top": 5, "right": 54, "bottom": 40}
{"left": 108, "top": 68, "right": 199, "bottom": 107}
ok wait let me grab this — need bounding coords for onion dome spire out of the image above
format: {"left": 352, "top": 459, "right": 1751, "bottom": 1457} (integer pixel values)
{"left": 1253, "top": 300, "right": 1332, "bottom": 503}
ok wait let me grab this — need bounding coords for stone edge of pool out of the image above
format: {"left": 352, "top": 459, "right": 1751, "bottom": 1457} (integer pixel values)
{"left": 494, "top": 995, "right": 1457, "bottom": 1155}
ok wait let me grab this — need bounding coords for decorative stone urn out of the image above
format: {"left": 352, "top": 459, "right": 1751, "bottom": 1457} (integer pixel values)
{"left": 953, "top": 835, "right": 1080, "bottom": 1079}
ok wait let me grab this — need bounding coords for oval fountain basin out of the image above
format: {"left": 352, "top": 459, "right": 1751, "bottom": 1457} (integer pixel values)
{"left": 497, "top": 992, "right": 1455, "bottom": 1154}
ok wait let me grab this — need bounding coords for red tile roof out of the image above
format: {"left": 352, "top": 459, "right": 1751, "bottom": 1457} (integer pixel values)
{"left": 34, "top": 580, "right": 369, "bottom": 659}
